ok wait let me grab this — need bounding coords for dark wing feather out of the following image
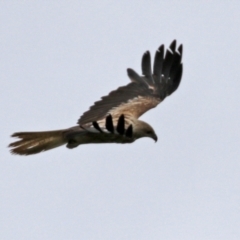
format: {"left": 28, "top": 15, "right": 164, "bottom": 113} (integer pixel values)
{"left": 78, "top": 40, "right": 183, "bottom": 125}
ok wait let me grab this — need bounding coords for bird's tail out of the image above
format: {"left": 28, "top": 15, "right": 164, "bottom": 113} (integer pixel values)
{"left": 9, "top": 129, "right": 67, "bottom": 155}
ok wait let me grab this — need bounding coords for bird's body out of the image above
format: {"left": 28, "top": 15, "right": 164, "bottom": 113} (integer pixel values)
{"left": 9, "top": 40, "right": 183, "bottom": 155}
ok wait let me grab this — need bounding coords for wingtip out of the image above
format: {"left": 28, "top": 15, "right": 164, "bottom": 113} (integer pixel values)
{"left": 178, "top": 44, "right": 183, "bottom": 55}
{"left": 116, "top": 114, "right": 125, "bottom": 135}
{"left": 143, "top": 50, "right": 150, "bottom": 56}
{"left": 11, "top": 132, "right": 19, "bottom": 138}
{"left": 105, "top": 114, "right": 114, "bottom": 133}
{"left": 142, "top": 50, "right": 152, "bottom": 77}
{"left": 126, "top": 68, "right": 131, "bottom": 73}
{"left": 169, "top": 40, "right": 176, "bottom": 52}
{"left": 126, "top": 68, "right": 132, "bottom": 77}
{"left": 158, "top": 44, "right": 164, "bottom": 53}
{"left": 142, "top": 51, "right": 151, "bottom": 61}
{"left": 125, "top": 124, "right": 133, "bottom": 138}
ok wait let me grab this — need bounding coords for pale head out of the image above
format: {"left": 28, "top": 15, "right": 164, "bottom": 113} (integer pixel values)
{"left": 133, "top": 120, "right": 158, "bottom": 142}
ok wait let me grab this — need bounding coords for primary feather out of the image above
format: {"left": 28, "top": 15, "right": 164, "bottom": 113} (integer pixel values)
{"left": 78, "top": 40, "right": 183, "bottom": 125}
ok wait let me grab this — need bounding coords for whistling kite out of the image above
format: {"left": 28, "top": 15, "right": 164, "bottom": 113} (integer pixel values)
{"left": 9, "top": 40, "right": 183, "bottom": 155}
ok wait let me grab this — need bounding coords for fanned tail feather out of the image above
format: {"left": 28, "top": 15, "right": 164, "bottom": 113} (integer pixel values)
{"left": 9, "top": 130, "right": 66, "bottom": 155}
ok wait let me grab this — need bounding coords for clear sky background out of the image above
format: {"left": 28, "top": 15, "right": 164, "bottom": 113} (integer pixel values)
{"left": 1, "top": 1, "right": 240, "bottom": 240}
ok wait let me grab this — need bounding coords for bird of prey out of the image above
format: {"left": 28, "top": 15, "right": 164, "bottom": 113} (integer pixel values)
{"left": 9, "top": 40, "right": 183, "bottom": 155}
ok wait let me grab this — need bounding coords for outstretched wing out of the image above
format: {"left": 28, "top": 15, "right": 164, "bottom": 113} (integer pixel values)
{"left": 78, "top": 40, "right": 183, "bottom": 125}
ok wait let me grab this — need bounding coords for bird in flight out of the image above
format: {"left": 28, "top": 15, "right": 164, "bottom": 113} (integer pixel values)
{"left": 9, "top": 40, "right": 183, "bottom": 155}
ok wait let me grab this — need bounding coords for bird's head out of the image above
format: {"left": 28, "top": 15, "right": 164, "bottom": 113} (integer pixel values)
{"left": 133, "top": 120, "right": 158, "bottom": 142}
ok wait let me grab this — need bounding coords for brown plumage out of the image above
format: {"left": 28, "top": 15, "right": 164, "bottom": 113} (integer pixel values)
{"left": 9, "top": 40, "right": 183, "bottom": 155}
{"left": 9, "top": 130, "right": 67, "bottom": 155}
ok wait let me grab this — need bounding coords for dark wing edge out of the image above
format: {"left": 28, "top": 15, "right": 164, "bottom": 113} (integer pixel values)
{"left": 78, "top": 40, "right": 183, "bottom": 125}
{"left": 129, "top": 39, "right": 183, "bottom": 100}
{"left": 78, "top": 81, "right": 153, "bottom": 125}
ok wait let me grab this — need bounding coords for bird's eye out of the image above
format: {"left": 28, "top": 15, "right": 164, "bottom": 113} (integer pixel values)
{"left": 146, "top": 131, "right": 152, "bottom": 134}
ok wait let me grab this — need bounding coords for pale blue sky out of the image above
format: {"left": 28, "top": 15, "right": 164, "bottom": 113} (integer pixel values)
{"left": 1, "top": 1, "right": 240, "bottom": 239}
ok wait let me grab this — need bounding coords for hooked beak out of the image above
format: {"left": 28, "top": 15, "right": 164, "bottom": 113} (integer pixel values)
{"left": 152, "top": 133, "right": 158, "bottom": 142}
